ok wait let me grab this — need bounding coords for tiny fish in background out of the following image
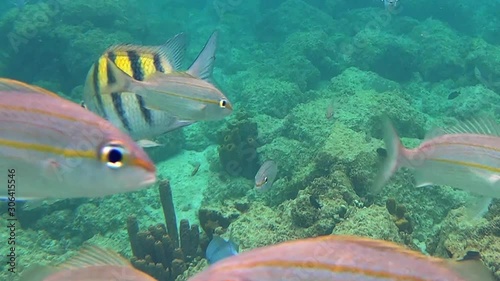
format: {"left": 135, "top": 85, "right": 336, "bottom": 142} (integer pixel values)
{"left": 382, "top": 0, "right": 399, "bottom": 11}
{"left": 0, "top": 79, "right": 156, "bottom": 200}
{"left": 191, "top": 162, "right": 201, "bottom": 176}
{"left": 448, "top": 90, "right": 461, "bottom": 100}
{"left": 325, "top": 102, "right": 334, "bottom": 120}
{"left": 19, "top": 246, "right": 157, "bottom": 281}
{"left": 206, "top": 235, "right": 239, "bottom": 265}
{"left": 187, "top": 235, "right": 494, "bottom": 281}
{"left": 135, "top": 139, "right": 163, "bottom": 148}
{"left": 374, "top": 117, "right": 500, "bottom": 200}
{"left": 255, "top": 160, "right": 278, "bottom": 191}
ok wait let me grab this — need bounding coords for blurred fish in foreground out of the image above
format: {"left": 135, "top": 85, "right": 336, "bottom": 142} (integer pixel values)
{"left": 255, "top": 160, "right": 278, "bottom": 191}
{"left": 82, "top": 33, "right": 194, "bottom": 142}
{"left": 103, "top": 31, "right": 233, "bottom": 122}
{"left": 188, "top": 235, "right": 494, "bottom": 281}
{"left": 374, "top": 118, "right": 500, "bottom": 200}
{"left": 0, "top": 79, "right": 156, "bottom": 199}
{"left": 206, "top": 236, "right": 239, "bottom": 265}
{"left": 20, "top": 246, "right": 156, "bottom": 281}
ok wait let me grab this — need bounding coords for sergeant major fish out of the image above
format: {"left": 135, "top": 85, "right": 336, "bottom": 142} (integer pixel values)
{"left": 0, "top": 79, "right": 156, "bottom": 199}
{"left": 188, "top": 235, "right": 495, "bottom": 281}
{"left": 19, "top": 246, "right": 156, "bottom": 281}
{"left": 102, "top": 31, "right": 233, "bottom": 122}
{"left": 374, "top": 118, "right": 500, "bottom": 199}
{"left": 82, "top": 33, "right": 194, "bottom": 142}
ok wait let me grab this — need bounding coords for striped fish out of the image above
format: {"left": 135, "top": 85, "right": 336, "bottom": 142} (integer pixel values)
{"left": 374, "top": 118, "right": 500, "bottom": 198}
{"left": 188, "top": 235, "right": 495, "bottom": 281}
{"left": 255, "top": 160, "right": 278, "bottom": 191}
{"left": 101, "top": 31, "right": 233, "bottom": 122}
{"left": 0, "top": 78, "right": 156, "bottom": 199}
{"left": 19, "top": 246, "right": 156, "bottom": 281}
{"left": 83, "top": 33, "right": 194, "bottom": 141}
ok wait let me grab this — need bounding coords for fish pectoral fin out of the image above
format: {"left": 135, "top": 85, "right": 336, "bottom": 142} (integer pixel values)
{"left": 136, "top": 139, "right": 163, "bottom": 148}
{"left": 469, "top": 169, "right": 500, "bottom": 185}
{"left": 100, "top": 58, "right": 137, "bottom": 95}
{"left": 465, "top": 196, "right": 492, "bottom": 219}
{"left": 448, "top": 252, "right": 496, "bottom": 281}
{"left": 187, "top": 30, "right": 218, "bottom": 81}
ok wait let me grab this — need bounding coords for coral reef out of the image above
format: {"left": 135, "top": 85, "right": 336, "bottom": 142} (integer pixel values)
{"left": 385, "top": 198, "right": 414, "bottom": 235}
{"left": 217, "top": 110, "right": 260, "bottom": 179}
{"left": 126, "top": 180, "right": 201, "bottom": 281}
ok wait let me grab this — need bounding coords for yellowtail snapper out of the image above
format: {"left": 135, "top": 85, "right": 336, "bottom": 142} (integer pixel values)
{"left": 103, "top": 31, "right": 233, "bottom": 121}
{"left": 374, "top": 118, "right": 500, "bottom": 199}
{"left": 82, "top": 33, "right": 195, "bottom": 142}
{"left": 188, "top": 235, "right": 494, "bottom": 281}
{"left": 0, "top": 79, "right": 156, "bottom": 199}
{"left": 19, "top": 246, "right": 156, "bottom": 281}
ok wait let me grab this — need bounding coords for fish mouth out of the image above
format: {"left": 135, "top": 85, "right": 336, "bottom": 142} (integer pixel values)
{"left": 132, "top": 157, "right": 156, "bottom": 173}
{"left": 140, "top": 173, "right": 157, "bottom": 187}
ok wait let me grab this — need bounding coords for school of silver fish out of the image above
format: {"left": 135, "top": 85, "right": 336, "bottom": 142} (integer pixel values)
{"left": 1, "top": 26, "right": 497, "bottom": 280}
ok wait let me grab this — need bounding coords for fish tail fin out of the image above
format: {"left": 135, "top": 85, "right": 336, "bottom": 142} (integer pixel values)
{"left": 372, "top": 117, "right": 409, "bottom": 194}
{"left": 187, "top": 30, "right": 219, "bottom": 81}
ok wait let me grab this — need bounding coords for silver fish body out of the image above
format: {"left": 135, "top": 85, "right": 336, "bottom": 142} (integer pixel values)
{"left": 83, "top": 33, "right": 194, "bottom": 141}
{"left": 255, "top": 160, "right": 278, "bottom": 191}
{"left": 0, "top": 79, "right": 156, "bottom": 199}
{"left": 103, "top": 31, "right": 233, "bottom": 122}
{"left": 375, "top": 118, "right": 500, "bottom": 198}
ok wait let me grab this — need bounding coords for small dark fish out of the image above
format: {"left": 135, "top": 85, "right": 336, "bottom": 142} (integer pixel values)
{"left": 376, "top": 148, "right": 387, "bottom": 157}
{"left": 309, "top": 195, "right": 322, "bottom": 209}
{"left": 448, "top": 91, "right": 460, "bottom": 100}
{"left": 191, "top": 162, "right": 201, "bottom": 176}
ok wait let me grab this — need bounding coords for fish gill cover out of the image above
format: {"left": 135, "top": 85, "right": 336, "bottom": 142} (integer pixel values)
{"left": 0, "top": 0, "right": 498, "bottom": 280}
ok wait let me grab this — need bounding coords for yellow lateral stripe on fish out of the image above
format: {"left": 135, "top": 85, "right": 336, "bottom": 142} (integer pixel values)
{"left": 434, "top": 141, "right": 500, "bottom": 152}
{"left": 147, "top": 89, "right": 221, "bottom": 105}
{"left": 215, "top": 260, "right": 428, "bottom": 281}
{"left": 0, "top": 104, "right": 103, "bottom": 126}
{"left": 429, "top": 158, "right": 500, "bottom": 173}
{"left": 0, "top": 138, "right": 96, "bottom": 158}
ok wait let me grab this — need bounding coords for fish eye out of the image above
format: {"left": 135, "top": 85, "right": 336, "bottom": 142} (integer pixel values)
{"left": 100, "top": 142, "right": 129, "bottom": 169}
{"left": 264, "top": 176, "right": 268, "bottom": 183}
{"left": 219, "top": 99, "right": 228, "bottom": 108}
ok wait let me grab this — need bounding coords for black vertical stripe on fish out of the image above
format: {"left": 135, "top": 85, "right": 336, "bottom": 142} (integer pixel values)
{"left": 127, "top": 50, "right": 144, "bottom": 81}
{"left": 111, "top": 92, "right": 132, "bottom": 132}
{"left": 92, "top": 63, "right": 107, "bottom": 119}
{"left": 136, "top": 95, "right": 153, "bottom": 126}
{"left": 153, "top": 53, "right": 165, "bottom": 73}
{"left": 106, "top": 52, "right": 117, "bottom": 85}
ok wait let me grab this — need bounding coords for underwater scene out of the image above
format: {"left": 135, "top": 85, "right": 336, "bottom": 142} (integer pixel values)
{"left": 0, "top": 0, "right": 499, "bottom": 280}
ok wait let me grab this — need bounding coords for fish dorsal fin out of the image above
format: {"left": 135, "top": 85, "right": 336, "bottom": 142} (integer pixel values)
{"left": 105, "top": 33, "right": 187, "bottom": 72}
{"left": 58, "top": 246, "right": 131, "bottom": 270}
{"left": 426, "top": 118, "right": 500, "bottom": 139}
{"left": 187, "top": 30, "right": 218, "bottom": 81}
{"left": 0, "top": 78, "right": 61, "bottom": 98}
{"left": 160, "top": 32, "right": 187, "bottom": 71}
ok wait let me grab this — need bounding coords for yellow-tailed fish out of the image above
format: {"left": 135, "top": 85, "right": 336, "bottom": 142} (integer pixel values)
{"left": 188, "top": 235, "right": 495, "bottom": 281}
{"left": 82, "top": 33, "right": 194, "bottom": 141}
{"left": 0, "top": 78, "right": 156, "bottom": 199}
{"left": 103, "top": 31, "right": 233, "bottom": 121}
{"left": 19, "top": 246, "right": 157, "bottom": 281}
{"left": 255, "top": 160, "right": 278, "bottom": 191}
{"left": 374, "top": 118, "right": 500, "bottom": 200}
